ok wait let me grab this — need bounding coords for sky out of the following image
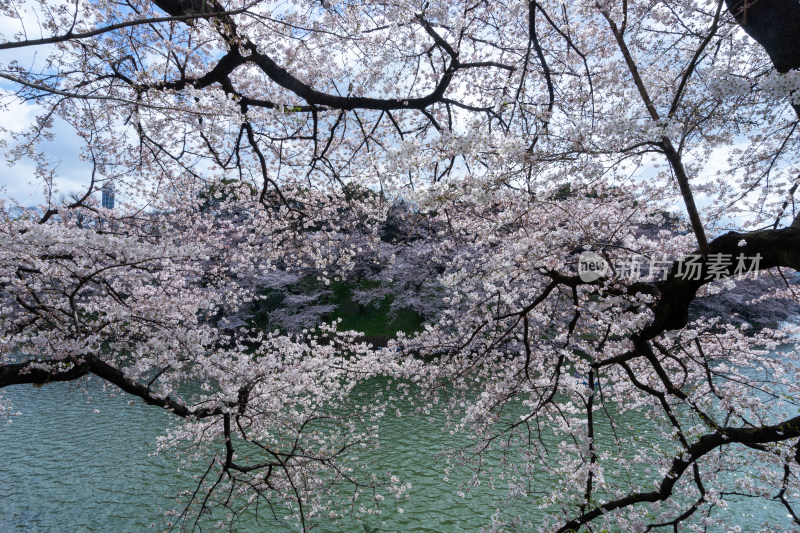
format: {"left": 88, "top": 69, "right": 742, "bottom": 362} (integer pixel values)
{"left": 0, "top": 2, "right": 781, "bottom": 229}
{"left": 0, "top": 3, "right": 96, "bottom": 208}
{"left": 0, "top": 91, "right": 94, "bottom": 207}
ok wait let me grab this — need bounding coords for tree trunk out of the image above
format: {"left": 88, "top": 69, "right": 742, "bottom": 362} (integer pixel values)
{"left": 725, "top": 0, "right": 800, "bottom": 117}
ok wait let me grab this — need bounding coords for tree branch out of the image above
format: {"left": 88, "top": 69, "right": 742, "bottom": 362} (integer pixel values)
{"left": 558, "top": 413, "right": 800, "bottom": 532}
{"left": 0, "top": 356, "right": 223, "bottom": 419}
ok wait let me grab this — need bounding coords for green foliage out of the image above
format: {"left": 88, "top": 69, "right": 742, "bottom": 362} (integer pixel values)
{"left": 328, "top": 281, "right": 423, "bottom": 345}
{"left": 198, "top": 178, "right": 257, "bottom": 211}
{"left": 246, "top": 279, "right": 423, "bottom": 345}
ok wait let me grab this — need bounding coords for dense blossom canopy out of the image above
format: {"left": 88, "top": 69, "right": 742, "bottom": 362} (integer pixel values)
{"left": 2, "top": 0, "right": 800, "bottom": 530}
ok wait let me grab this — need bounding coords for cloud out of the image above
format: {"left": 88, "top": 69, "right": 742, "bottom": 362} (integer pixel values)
{"left": 0, "top": 89, "right": 92, "bottom": 206}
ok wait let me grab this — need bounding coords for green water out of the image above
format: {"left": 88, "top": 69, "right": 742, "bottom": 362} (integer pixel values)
{"left": 0, "top": 378, "right": 516, "bottom": 532}
{"left": 0, "top": 377, "right": 794, "bottom": 532}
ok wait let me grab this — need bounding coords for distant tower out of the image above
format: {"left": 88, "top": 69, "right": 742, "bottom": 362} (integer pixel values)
{"left": 101, "top": 186, "right": 115, "bottom": 209}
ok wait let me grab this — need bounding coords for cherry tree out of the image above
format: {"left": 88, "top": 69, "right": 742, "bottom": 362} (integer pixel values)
{"left": 2, "top": 0, "right": 800, "bottom": 531}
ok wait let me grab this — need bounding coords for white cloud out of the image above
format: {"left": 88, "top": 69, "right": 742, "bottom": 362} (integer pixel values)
{"left": 0, "top": 89, "right": 92, "bottom": 206}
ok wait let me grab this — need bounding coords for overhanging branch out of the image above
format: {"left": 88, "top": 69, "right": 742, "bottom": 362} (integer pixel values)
{"left": 0, "top": 356, "right": 223, "bottom": 419}
{"left": 557, "top": 413, "right": 800, "bottom": 532}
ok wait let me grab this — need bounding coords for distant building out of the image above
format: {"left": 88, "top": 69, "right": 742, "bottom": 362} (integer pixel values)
{"left": 101, "top": 186, "right": 115, "bottom": 209}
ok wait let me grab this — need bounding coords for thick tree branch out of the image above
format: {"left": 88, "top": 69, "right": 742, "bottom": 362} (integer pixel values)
{"left": 557, "top": 413, "right": 800, "bottom": 532}
{"left": 640, "top": 225, "right": 800, "bottom": 340}
{"left": 724, "top": 0, "right": 800, "bottom": 73}
{"left": 0, "top": 358, "right": 90, "bottom": 386}
{"left": 724, "top": 0, "right": 800, "bottom": 118}
{"left": 0, "top": 356, "right": 223, "bottom": 419}
{"left": 148, "top": 0, "right": 459, "bottom": 111}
